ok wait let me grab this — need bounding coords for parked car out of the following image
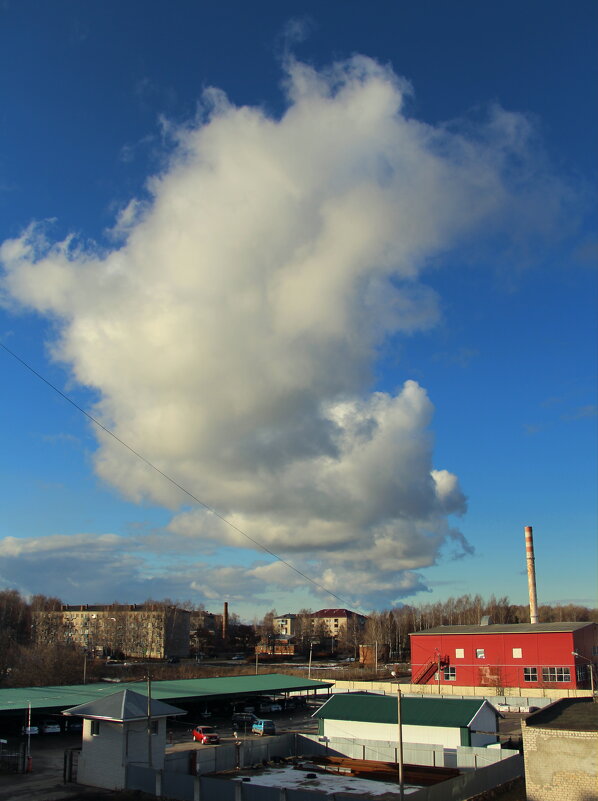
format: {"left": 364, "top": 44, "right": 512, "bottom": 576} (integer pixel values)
{"left": 192, "top": 725, "right": 220, "bottom": 744}
{"left": 232, "top": 712, "right": 257, "bottom": 726}
{"left": 251, "top": 719, "right": 276, "bottom": 736}
{"left": 231, "top": 653, "right": 245, "bottom": 660}
{"left": 269, "top": 703, "right": 282, "bottom": 712}
{"left": 40, "top": 720, "right": 61, "bottom": 734}
{"left": 65, "top": 719, "right": 83, "bottom": 733}
{"left": 21, "top": 724, "right": 39, "bottom": 736}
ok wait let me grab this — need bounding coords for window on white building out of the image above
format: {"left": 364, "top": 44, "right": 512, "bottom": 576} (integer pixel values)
{"left": 455, "top": 648, "right": 464, "bottom": 658}
{"left": 523, "top": 667, "right": 537, "bottom": 682}
{"left": 512, "top": 648, "right": 522, "bottom": 659}
{"left": 91, "top": 720, "right": 101, "bottom": 736}
{"left": 542, "top": 667, "right": 571, "bottom": 682}
{"left": 476, "top": 648, "right": 485, "bottom": 659}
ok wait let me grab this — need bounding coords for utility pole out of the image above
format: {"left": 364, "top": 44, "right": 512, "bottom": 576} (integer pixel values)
{"left": 147, "top": 671, "right": 153, "bottom": 768}
{"left": 397, "top": 686, "right": 404, "bottom": 801}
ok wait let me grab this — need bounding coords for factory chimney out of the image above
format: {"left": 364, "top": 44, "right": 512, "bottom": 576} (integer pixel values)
{"left": 525, "top": 526, "right": 539, "bottom": 624}
{"left": 222, "top": 601, "right": 229, "bottom": 641}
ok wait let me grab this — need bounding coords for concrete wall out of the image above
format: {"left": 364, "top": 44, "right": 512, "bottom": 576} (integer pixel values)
{"left": 318, "top": 678, "right": 594, "bottom": 701}
{"left": 298, "top": 733, "right": 520, "bottom": 770}
{"left": 522, "top": 723, "right": 598, "bottom": 801}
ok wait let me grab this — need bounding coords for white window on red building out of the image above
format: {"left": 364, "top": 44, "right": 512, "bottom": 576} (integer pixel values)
{"left": 542, "top": 667, "right": 571, "bottom": 682}
{"left": 512, "top": 648, "right": 522, "bottom": 659}
{"left": 455, "top": 648, "right": 464, "bottom": 658}
{"left": 476, "top": 648, "right": 485, "bottom": 659}
{"left": 523, "top": 667, "right": 537, "bottom": 682}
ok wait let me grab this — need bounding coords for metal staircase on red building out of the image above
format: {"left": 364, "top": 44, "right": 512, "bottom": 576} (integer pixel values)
{"left": 412, "top": 654, "right": 449, "bottom": 684}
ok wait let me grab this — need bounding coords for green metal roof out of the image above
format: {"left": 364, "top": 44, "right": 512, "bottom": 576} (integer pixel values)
{"left": 410, "top": 622, "right": 593, "bottom": 635}
{"left": 0, "top": 673, "right": 332, "bottom": 716}
{"left": 313, "top": 693, "right": 493, "bottom": 728}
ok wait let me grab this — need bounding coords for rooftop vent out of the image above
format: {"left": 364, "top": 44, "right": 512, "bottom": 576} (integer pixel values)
{"left": 480, "top": 615, "right": 493, "bottom": 626}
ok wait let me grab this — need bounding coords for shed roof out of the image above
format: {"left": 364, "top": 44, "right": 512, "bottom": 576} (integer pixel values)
{"left": 0, "top": 673, "right": 332, "bottom": 715}
{"left": 524, "top": 698, "right": 598, "bottom": 732}
{"left": 410, "top": 622, "right": 593, "bottom": 636}
{"left": 63, "top": 689, "right": 186, "bottom": 721}
{"left": 313, "top": 693, "right": 494, "bottom": 729}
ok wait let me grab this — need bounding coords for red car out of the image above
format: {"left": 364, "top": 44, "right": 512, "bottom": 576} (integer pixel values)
{"left": 192, "top": 725, "right": 220, "bottom": 744}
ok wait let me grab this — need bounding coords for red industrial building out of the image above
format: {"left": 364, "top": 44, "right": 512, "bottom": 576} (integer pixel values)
{"left": 410, "top": 621, "right": 597, "bottom": 691}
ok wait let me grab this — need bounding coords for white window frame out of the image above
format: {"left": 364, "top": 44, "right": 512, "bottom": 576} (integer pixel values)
{"left": 476, "top": 648, "right": 485, "bottom": 659}
{"left": 542, "top": 666, "right": 571, "bottom": 683}
{"left": 523, "top": 667, "right": 537, "bottom": 682}
{"left": 512, "top": 647, "right": 522, "bottom": 659}
{"left": 455, "top": 648, "right": 464, "bottom": 659}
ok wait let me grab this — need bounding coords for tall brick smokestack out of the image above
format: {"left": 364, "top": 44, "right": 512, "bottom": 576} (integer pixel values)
{"left": 222, "top": 601, "right": 229, "bottom": 641}
{"left": 525, "top": 526, "right": 539, "bottom": 624}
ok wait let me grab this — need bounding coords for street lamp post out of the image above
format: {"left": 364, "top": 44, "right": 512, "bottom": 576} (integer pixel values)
{"left": 572, "top": 651, "right": 596, "bottom": 699}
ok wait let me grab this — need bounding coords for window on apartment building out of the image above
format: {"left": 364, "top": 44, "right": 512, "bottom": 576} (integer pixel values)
{"left": 512, "top": 648, "right": 522, "bottom": 659}
{"left": 542, "top": 667, "right": 571, "bottom": 683}
{"left": 592, "top": 646, "right": 598, "bottom": 656}
{"left": 476, "top": 648, "right": 485, "bottom": 659}
{"left": 455, "top": 648, "right": 464, "bottom": 658}
{"left": 151, "top": 720, "right": 159, "bottom": 735}
{"left": 523, "top": 667, "right": 537, "bottom": 682}
{"left": 443, "top": 666, "right": 456, "bottom": 681}
{"left": 91, "top": 720, "right": 101, "bottom": 736}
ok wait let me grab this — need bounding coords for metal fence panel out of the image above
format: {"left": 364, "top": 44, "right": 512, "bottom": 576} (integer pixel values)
{"left": 200, "top": 775, "right": 237, "bottom": 801}
{"left": 240, "top": 781, "right": 281, "bottom": 801}
{"left": 162, "top": 771, "right": 196, "bottom": 801}
{"left": 407, "top": 754, "right": 524, "bottom": 801}
{"left": 127, "top": 764, "right": 156, "bottom": 795}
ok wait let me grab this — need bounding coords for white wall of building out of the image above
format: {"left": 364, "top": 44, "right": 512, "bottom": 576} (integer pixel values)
{"left": 77, "top": 717, "right": 167, "bottom": 790}
{"left": 322, "top": 719, "right": 463, "bottom": 748}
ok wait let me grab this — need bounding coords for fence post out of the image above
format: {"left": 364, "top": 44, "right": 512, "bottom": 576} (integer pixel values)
{"left": 194, "top": 774, "right": 201, "bottom": 801}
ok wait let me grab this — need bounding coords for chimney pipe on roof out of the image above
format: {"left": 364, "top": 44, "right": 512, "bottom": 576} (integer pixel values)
{"left": 525, "top": 525, "right": 539, "bottom": 624}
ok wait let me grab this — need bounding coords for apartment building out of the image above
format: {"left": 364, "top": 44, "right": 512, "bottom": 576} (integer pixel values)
{"left": 32, "top": 604, "right": 190, "bottom": 659}
{"left": 273, "top": 614, "right": 297, "bottom": 637}
{"left": 310, "top": 608, "right": 367, "bottom": 638}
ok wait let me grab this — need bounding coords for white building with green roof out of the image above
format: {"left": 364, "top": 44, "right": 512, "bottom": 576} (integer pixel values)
{"left": 313, "top": 693, "right": 500, "bottom": 748}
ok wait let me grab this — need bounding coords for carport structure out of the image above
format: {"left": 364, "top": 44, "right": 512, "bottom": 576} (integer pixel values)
{"left": 0, "top": 673, "right": 333, "bottom": 728}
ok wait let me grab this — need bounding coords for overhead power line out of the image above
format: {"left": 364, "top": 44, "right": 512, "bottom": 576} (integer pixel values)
{"left": 1, "top": 340, "right": 354, "bottom": 608}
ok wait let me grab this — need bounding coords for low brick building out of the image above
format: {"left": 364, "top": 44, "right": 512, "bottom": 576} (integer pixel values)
{"left": 522, "top": 697, "right": 598, "bottom": 801}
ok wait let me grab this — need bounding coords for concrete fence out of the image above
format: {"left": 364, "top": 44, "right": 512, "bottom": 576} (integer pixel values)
{"left": 318, "top": 679, "right": 593, "bottom": 703}
{"left": 128, "top": 731, "right": 523, "bottom": 801}
{"left": 297, "top": 733, "right": 520, "bottom": 770}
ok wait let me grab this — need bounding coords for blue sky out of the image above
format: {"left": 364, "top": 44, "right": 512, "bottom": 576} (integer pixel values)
{"left": 0, "top": 1, "right": 596, "bottom": 620}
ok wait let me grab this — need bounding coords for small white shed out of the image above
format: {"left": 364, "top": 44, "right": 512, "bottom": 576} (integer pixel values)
{"left": 63, "top": 688, "right": 186, "bottom": 790}
{"left": 313, "top": 693, "right": 500, "bottom": 748}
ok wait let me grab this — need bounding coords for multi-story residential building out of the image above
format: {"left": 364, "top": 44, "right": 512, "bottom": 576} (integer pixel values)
{"left": 32, "top": 604, "right": 190, "bottom": 660}
{"left": 309, "top": 608, "right": 368, "bottom": 639}
{"left": 273, "top": 614, "right": 297, "bottom": 637}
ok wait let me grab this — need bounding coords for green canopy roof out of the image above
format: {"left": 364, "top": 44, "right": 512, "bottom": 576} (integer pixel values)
{"left": 313, "top": 693, "right": 494, "bottom": 728}
{"left": 0, "top": 673, "right": 332, "bottom": 716}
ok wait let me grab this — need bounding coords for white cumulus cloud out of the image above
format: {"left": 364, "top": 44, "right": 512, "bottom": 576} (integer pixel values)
{"left": 0, "top": 55, "right": 559, "bottom": 608}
